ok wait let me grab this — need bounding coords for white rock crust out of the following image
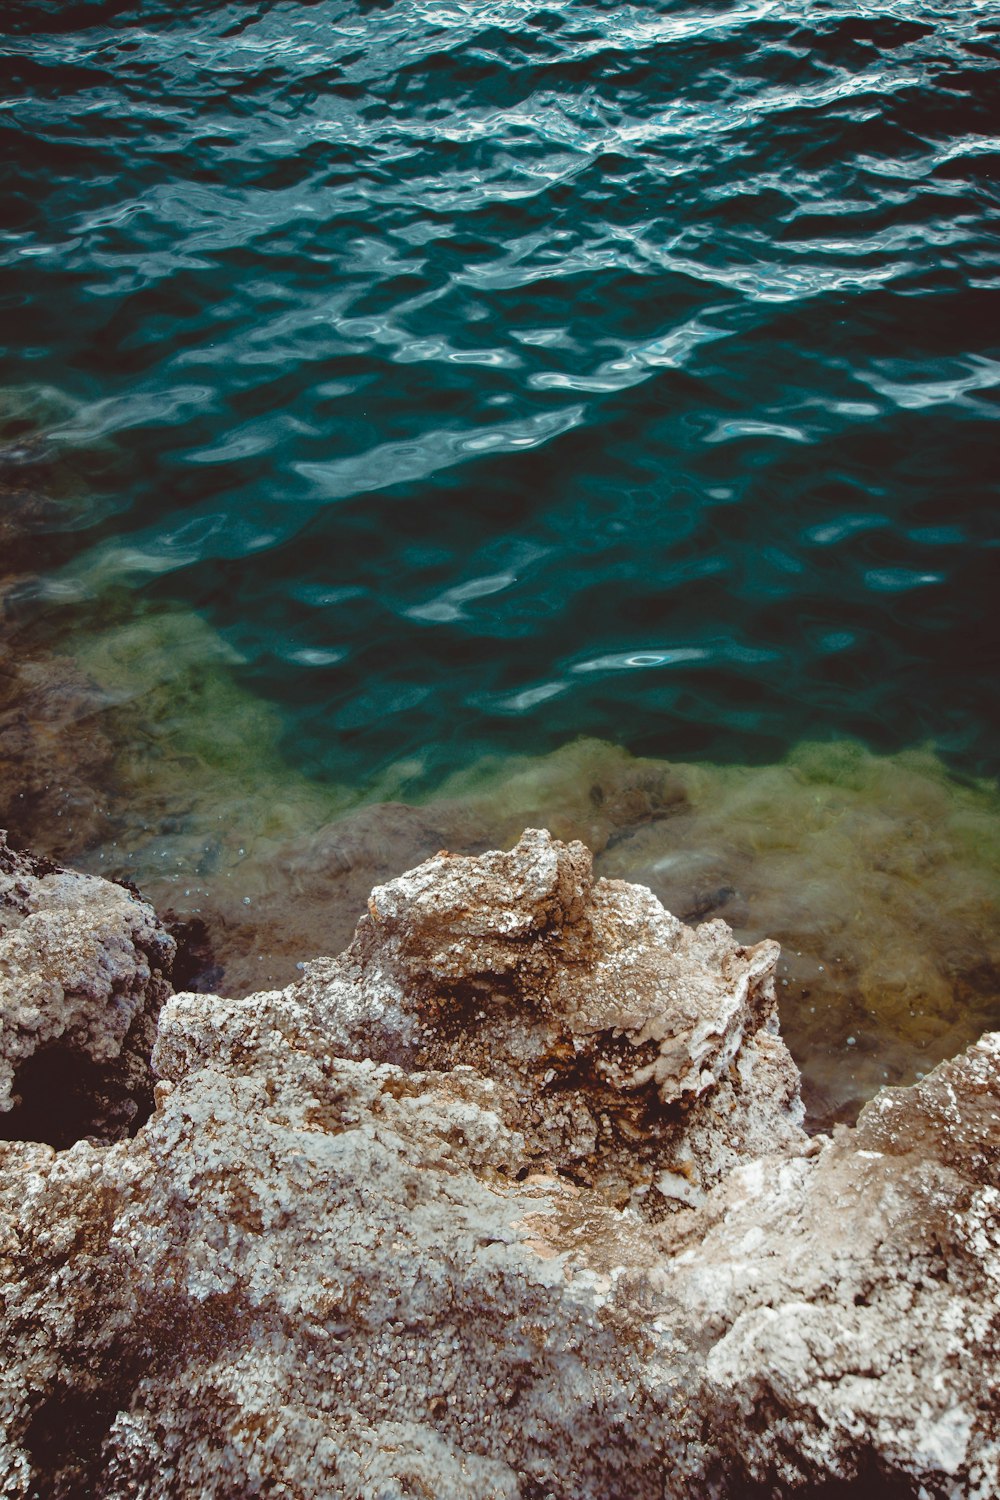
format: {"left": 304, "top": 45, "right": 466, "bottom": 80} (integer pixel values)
{"left": 0, "top": 832, "right": 174, "bottom": 1121}
{"left": 0, "top": 830, "right": 996, "bottom": 1498}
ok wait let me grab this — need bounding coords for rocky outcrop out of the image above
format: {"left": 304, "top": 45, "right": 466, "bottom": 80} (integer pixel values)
{"left": 99, "top": 736, "right": 998, "bottom": 1134}
{"left": 0, "top": 831, "right": 996, "bottom": 1498}
{"left": 286, "top": 829, "right": 805, "bottom": 1214}
{"left": 653, "top": 1034, "right": 1000, "bottom": 1494}
{"left": 0, "top": 833, "right": 174, "bottom": 1145}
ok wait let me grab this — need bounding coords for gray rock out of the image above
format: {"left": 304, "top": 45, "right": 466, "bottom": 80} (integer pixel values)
{"left": 0, "top": 832, "right": 174, "bottom": 1143}
{"left": 0, "top": 831, "right": 996, "bottom": 1498}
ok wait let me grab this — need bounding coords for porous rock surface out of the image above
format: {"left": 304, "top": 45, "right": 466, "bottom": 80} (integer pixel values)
{"left": 0, "top": 830, "right": 997, "bottom": 1498}
{"left": 291, "top": 828, "right": 805, "bottom": 1214}
{"left": 0, "top": 832, "right": 174, "bottom": 1143}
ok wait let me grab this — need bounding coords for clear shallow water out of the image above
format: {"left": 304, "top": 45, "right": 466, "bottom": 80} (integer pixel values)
{"left": 1, "top": 0, "right": 999, "bottom": 1116}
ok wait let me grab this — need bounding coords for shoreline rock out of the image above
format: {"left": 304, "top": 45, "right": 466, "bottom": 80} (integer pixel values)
{"left": 0, "top": 833, "right": 174, "bottom": 1147}
{"left": 0, "top": 829, "right": 996, "bottom": 1497}
{"left": 286, "top": 830, "right": 806, "bottom": 1215}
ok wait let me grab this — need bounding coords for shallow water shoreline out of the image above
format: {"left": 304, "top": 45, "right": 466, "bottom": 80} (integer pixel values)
{"left": 3, "top": 587, "right": 1000, "bottom": 1130}
{"left": 3, "top": 467, "right": 1000, "bottom": 1129}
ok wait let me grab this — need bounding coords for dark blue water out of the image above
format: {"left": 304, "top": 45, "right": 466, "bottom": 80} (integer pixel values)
{"left": 2, "top": 0, "right": 999, "bottom": 792}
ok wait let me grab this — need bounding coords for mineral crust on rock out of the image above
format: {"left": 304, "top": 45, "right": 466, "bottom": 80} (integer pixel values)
{"left": 0, "top": 830, "right": 996, "bottom": 1499}
{"left": 0, "top": 832, "right": 175, "bottom": 1144}
{"left": 284, "top": 829, "right": 805, "bottom": 1213}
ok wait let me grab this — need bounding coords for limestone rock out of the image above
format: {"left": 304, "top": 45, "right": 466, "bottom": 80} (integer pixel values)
{"left": 281, "top": 829, "right": 805, "bottom": 1213}
{"left": 0, "top": 832, "right": 996, "bottom": 1498}
{"left": 0, "top": 832, "right": 174, "bottom": 1143}
{"left": 652, "top": 1031, "right": 1000, "bottom": 1496}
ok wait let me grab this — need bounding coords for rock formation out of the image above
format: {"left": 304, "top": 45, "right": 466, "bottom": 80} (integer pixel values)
{"left": 0, "top": 830, "right": 996, "bottom": 1498}
{"left": 0, "top": 833, "right": 174, "bottom": 1146}
{"left": 288, "top": 828, "right": 805, "bottom": 1215}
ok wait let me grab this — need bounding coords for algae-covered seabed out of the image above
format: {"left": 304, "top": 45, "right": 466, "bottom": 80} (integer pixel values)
{"left": 3, "top": 589, "right": 998, "bottom": 1130}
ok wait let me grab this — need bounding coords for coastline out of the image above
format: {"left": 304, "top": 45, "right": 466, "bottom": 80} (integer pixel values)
{"left": 4, "top": 1, "right": 999, "bottom": 1489}
{"left": 4, "top": 451, "right": 1000, "bottom": 1132}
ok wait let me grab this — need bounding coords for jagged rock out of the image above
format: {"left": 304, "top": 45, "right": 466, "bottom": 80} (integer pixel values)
{"left": 28, "top": 733, "right": 687, "bottom": 1006}
{"left": 0, "top": 833, "right": 996, "bottom": 1498}
{"left": 293, "top": 829, "right": 806, "bottom": 1212}
{"left": 651, "top": 1030, "right": 1000, "bottom": 1496}
{"left": 0, "top": 832, "right": 175, "bottom": 1144}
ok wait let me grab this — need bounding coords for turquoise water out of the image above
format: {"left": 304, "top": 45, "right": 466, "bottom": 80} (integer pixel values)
{"left": 2, "top": 0, "right": 998, "bottom": 791}
{"left": 3, "top": 0, "right": 1000, "bottom": 1120}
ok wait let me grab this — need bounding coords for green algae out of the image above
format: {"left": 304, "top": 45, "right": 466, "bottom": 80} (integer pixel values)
{"left": 69, "top": 608, "right": 361, "bottom": 868}
{"left": 593, "top": 740, "right": 1000, "bottom": 1123}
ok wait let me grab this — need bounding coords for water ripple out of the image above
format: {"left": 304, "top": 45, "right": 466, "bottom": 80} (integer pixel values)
{"left": 0, "top": 0, "right": 997, "bottom": 783}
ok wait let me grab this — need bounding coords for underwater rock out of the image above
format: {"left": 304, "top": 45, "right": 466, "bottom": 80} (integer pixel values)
{"left": 10, "top": 577, "right": 992, "bottom": 1129}
{"left": 0, "top": 832, "right": 174, "bottom": 1146}
{"left": 0, "top": 396, "right": 125, "bottom": 857}
{"left": 0, "top": 831, "right": 997, "bottom": 1498}
{"left": 0, "top": 641, "right": 117, "bottom": 858}
{"left": 123, "top": 735, "right": 999, "bottom": 1132}
{"left": 588, "top": 738, "right": 1000, "bottom": 1122}
{"left": 197, "top": 799, "right": 474, "bottom": 998}
{"left": 0, "top": 486, "right": 65, "bottom": 577}
{"left": 144, "top": 742, "right": 690, "bottom": 1001}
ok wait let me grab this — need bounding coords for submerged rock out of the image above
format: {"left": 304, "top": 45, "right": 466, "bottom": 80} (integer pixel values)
{"left": 7, "top": 561, "right": 997, "bottom": 1126}
{"left": 90, "top": 733, "right": 997, "bottom": 1129}
{"left": 0, "top": 615, "right": 117, "bottom": 859}
{"left": 0, "top": 830, "right": 996, "bottom": 1498}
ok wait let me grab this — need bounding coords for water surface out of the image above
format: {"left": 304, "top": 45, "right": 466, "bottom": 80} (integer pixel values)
{"left": 1, "top": 0, "right": 998, "bottom": 1118}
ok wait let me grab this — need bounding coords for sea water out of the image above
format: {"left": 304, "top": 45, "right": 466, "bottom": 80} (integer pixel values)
{"left": 1, "top": 0, "right": 998, "bottom": 1121}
